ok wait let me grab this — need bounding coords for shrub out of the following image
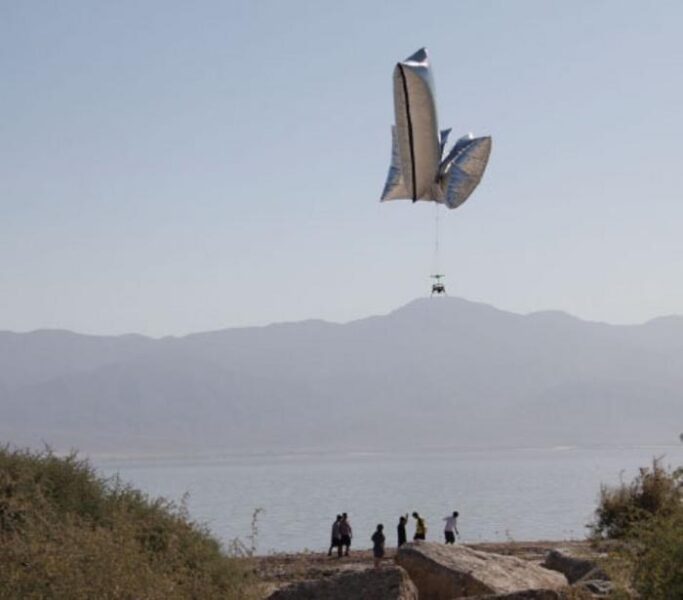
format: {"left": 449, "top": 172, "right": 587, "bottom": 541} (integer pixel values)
{"left": 625, "top": 510, "right": 683, "bottom": 599}
{"left": 0, "top": 445, "right": 259, "bottom": 599}
{"left": 590, "top": 457, "right": 682, "bottom": 540}
{"left": 591, "top": 458, "right": 683, "bottom": 599}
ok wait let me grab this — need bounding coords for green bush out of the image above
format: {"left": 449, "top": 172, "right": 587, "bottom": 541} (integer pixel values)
{"left": 590, "top": 457, "right": 682, "bottom": 540}
{"left": 591, "top": 458, "right": 683, "bottom": 599}
{"left": 625, "top": 510, "right": 683, "bottom": 599}
{"left": 0, "top": 445, "right": 259, "bottom": 599}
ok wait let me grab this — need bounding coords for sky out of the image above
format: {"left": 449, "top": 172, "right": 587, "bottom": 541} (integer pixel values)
{"left": 2, "top": 1, "right": 683, "bottom": 336}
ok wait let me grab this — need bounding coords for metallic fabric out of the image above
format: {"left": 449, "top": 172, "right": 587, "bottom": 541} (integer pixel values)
{"left": 381, "top": 48, "right": 492, "bottom": 209}
{"left": 440, "top": 135, "right": 492, "bottom": 209}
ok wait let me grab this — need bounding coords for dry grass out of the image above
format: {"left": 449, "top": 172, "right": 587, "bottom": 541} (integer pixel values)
{"left": 0, "top": 445, "right": 259, "bottom": 599}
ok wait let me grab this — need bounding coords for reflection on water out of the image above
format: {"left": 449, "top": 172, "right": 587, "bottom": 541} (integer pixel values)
{"left": 97, "top": 446, "right": 683, "bottom": 554}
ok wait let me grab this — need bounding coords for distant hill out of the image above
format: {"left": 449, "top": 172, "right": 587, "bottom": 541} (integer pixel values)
{"left": 2, "top": 298, "right": 682, "bottom": 456}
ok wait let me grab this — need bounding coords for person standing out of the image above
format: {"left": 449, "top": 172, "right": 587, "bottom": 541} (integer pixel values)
{"left": 339, "top": 512, "right": 353, "bottom": 556}
{"left": 328, "top": 514, "right": 342, "bottom": 557}
{"left": 443, "top": 511, "right": 459, "bottom": 544}
{"left": 397, "top": 514, "right": 409, "bottom": 547}
{"left": 412, "top": 511, "right": 427, "bottom": 541}
{"left": 371, "top": 524, "right": 385, "bottom": 569}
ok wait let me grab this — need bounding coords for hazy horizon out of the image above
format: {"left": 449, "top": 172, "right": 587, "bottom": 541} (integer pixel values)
{"left": 3, "top": 296, "right": 682, "bottom": 458}
{"left": 3, "top": 2, "right": 683, "bottom": 336}
{"left": 3, "top": 295, "right": 683, "bottom": 338}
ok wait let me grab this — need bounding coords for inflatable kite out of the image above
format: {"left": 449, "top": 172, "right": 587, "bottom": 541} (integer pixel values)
{"left": 381, "top": 48, "right": 492, "bottom": 209}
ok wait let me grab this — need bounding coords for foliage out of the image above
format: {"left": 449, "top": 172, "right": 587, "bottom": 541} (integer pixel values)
{"left": 227, "top": 507, "right": 264, "bottom": 557}
{"left": 624, "top": 510, "right": 683, "bottom": 599}
{"left": 0, "top": 445, "right": 259, "bottom": 599}
{"left": 590, "top": 458, "right": 683, "bottom": 599}
{"left": 590, "top": 457, "right": 682, "bottom": 540}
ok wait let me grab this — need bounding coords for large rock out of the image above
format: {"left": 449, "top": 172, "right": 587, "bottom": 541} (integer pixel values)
{"left": 267, "top": 565, "right": 418, "bottom": 600}
{"left": 543, "top": 549, "right": 608, "bottom": 584}
{"left": 543, "top": 548, "right": 612, "bottom": 597}
{"left": 396, "top": 542, "right": 567, "bottom": 599}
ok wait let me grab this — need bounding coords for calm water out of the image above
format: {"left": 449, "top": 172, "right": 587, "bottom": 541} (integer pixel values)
{"left": 96, "top": 446, "right": 683, "bottom": 554}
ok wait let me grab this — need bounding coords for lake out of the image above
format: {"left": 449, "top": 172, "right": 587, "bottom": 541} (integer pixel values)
{"left": 96, "top": 445, "right": 683, "bottom": 554}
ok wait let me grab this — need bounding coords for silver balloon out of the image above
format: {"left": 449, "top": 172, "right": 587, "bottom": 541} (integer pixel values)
{"left": 381, "top": 48, "right": 492, "bottom": 209}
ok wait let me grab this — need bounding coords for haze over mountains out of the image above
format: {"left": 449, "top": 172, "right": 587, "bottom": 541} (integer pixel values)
{"left": 1, "top": 297, "right": 682, "bottom": 456}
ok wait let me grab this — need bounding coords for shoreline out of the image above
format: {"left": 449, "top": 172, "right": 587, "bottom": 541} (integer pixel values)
{"left": 254, "top": 539, "right": 595, "bottom": 594}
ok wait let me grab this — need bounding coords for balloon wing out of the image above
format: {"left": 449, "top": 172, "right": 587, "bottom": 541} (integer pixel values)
{"left": 439, "top": 136, "right": 492, "bottom": 210}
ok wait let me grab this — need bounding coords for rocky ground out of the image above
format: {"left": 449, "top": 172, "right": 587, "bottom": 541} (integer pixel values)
{"left": 255, "top": 540, "right": 600, "bottom": 598}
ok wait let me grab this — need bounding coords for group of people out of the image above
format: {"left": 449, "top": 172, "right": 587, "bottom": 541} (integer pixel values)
{"left": 327, "top": 513, "right": 354, "bottom": 558}
{"left": 329, "top": 510, "right": 460, "bottom": 568}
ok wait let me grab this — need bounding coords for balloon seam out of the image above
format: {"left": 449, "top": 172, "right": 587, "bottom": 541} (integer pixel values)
{"left": 397, "top": 64, "right": 417, "bottom": 202}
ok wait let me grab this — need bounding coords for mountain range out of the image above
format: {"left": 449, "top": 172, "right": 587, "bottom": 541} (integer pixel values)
{"left": 2, "top": 297, "right": 682, "bottom": 456}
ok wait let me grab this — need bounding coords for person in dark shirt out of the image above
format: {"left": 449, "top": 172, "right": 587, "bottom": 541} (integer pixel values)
{"left": 397, "top": 514, "right": 409, "bottom": 547}
{"left": 371, "top": 524, "right": 385, "bottom": 569}
{"left": 328, "top": 514, "right": 342, "bottom": 557}
{"left": 339, "top": 512, "right": 353, "bottom": 556}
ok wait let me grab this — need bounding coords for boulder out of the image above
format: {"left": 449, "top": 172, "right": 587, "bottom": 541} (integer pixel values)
{"left": 396, "top": 542, "right": 567, "bottom": 599}
{"left": 267, "top": 565, "right": 418, "bottom": 600}
{"left": 543, "top": 549, "right": 608, "bottom": 584}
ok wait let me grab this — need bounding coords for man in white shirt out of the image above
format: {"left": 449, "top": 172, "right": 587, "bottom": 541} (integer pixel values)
{"left": 443, "top": 511, "right": 459, "bottom": 544}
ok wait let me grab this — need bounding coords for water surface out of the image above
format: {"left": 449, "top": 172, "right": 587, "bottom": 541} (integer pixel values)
{"left": 97, "top": 445, "right": 683, "bottom": 554}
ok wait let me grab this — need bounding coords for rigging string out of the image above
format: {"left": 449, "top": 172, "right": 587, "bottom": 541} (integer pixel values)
{"left": 433, "top": 202, "right": 441, "bottom": 275}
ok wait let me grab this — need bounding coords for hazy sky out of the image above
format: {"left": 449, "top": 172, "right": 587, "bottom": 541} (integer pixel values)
{"left": 2, "top": 1, "right": 683, "bottom": 336}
